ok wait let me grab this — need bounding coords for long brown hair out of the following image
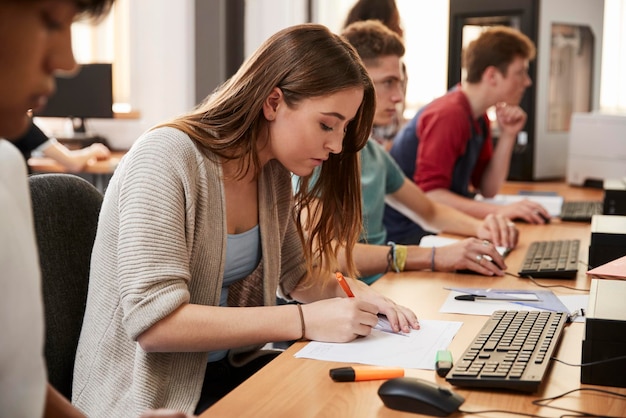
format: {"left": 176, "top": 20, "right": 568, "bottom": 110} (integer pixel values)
{"left": 161, "top": 23, "right": 375, "bottom": 280}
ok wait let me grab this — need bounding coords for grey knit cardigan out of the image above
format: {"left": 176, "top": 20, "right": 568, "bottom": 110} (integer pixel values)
{"left": 72, "top": 127, "right": 306, "bottom": 417}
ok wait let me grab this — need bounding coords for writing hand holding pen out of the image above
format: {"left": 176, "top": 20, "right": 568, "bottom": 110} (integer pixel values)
{"left": 335, "top": 272, "right": 420, "bottom": 334}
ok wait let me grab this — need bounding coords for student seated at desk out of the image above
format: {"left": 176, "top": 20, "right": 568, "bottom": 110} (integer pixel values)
{"left": 12, "top": 118, "right": 110, "bottom": 172}
{"left": 385, "top": 26, "right": 550, "bottom": 245}
{"left": 295, "top": 21, "right": 518, "bottom": 285}
{"left": 0, "top": 1, "right": 190, "bottom": 417}
{"left": 342, "top": 0, "right": 407, "bottom": 149}
{"left": 72, "top": 24, "right": 419, "bottom": 417}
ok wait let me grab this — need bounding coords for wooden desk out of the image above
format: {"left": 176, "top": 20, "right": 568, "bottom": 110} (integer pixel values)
{"left": 27, "top": 151, "right": 125, "bottom": 175}
{"left": 28, "top": 151, "right": 125, "bottom": 192}
{"left": 203, "top": 183, "right": 625, "bottom": 418}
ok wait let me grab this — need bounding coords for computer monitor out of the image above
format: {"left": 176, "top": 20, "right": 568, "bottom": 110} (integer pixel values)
{"left": 34, "top": 63, "right": 114, "bottom": 137}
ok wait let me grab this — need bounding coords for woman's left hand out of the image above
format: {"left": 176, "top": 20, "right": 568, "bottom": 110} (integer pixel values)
{"left": 347, "top": 276, "right": 420, "bottom": 334}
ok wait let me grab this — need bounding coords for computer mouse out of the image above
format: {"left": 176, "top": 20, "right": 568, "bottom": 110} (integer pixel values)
{"left": 539, "top": 212, "right": 551, "bottom": 224}
{"left": 378, "top": 377, "right": 465, "bottom": 417}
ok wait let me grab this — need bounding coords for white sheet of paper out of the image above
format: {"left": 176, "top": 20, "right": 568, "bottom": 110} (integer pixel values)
{"left": 559, "top": 294, "right": 589, "bottom": 323}
{"left": 474, "top": 194, "right": 564, "bottom": 217}
{"left": 293, "top": 319, "right": 462, "bottom": 370}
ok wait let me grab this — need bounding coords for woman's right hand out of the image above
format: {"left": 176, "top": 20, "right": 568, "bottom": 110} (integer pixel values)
{"left": 433, "top": 238, "right": 506, "bottom": 276}
{"left": 301, "top": 297, "right": 379, "bottom": 342}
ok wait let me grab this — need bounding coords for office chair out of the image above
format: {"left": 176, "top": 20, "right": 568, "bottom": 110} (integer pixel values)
{"left": 29, "top": 173, "right": 103, "bottom": 399}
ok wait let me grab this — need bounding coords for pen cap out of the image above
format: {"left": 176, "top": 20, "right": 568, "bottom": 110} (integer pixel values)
{"left": 330, "top": 367, "right": 404, "bottom": 382}
{"left": 435, "top": 350, "right": 453, "bottom": 378}
{"left": 329, "top": 367, "right": 356, "bottom": 382}
{"left": 436, "top": 350, "right": 453, "bottom": 363}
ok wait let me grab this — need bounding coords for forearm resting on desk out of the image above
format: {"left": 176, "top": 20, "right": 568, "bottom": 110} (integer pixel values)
{"left": 136, "top": 303, "right": 305, "bottom": 352}
{"left": 39, "top": 138, "right": 111, "bottom": 171}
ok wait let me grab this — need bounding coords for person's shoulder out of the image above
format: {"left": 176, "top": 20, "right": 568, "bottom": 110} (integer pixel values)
{"left": 425, "top": 89, "right": 466, "bottom": 113}
{"left": 360, "top": 138, "right": 383, "bottom": 159}
{"left": 0, "top": 140, "right": 30, "bottom": 214}
{"left": 366, "top": 137, "right": 391, "bottom": 157}
{"left": 137, "top": 126, "right": 194, "bottom": 148}
{"left": 130, "top": 126, "right": 204, "bottom": 160}
{"left": 419, "top": 91, "right": 469, "bottom": 128}
{"left": 117, "top": 127, "right": 210, "bottom": 178}
{"left": 364, "top": 137, "right": 380, "bottom": 151}
{"left": 0, "top": 139, "right": 27, "bottom": 175}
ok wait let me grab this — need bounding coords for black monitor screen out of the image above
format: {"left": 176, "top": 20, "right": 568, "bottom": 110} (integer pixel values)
{"left": 35, "top": 63, "right": 114, "bottom": 120}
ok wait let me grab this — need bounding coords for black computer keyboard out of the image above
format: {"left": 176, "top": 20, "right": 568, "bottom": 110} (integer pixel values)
{"left": 446, "top": 310, "right": 567, "bottom": 392}
{"left": 559, "top": 200, "right": 603, "bottom": 222}
{"left": 518, "top": 239, "right": 580, "bottom": 279}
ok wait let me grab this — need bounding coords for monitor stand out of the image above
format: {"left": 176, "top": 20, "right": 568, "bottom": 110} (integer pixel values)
{"left": 55, "top": 117, "right": 109, "bottom": 150}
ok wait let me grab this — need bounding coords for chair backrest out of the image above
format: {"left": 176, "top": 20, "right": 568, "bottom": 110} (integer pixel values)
{"left": 29, "top": 173, "right": 103, "bottom": 399}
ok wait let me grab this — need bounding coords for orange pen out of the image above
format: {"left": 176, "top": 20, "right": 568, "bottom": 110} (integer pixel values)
{"left": 335, "top": 272, "right": 354, "bottom": 297}
{"left": 335, "top": 272, "right": 407, "bottom": 337}
{"left": 329, "top": 366, "right": 404, "bottom": 382}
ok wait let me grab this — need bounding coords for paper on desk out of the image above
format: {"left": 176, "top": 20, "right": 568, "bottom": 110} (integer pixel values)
{"left": 559, "top": 295, "right": 589, "bottom": 323}
{"left": 474, "top": 194, "right": 563, "bottom": 217}
{"left": 294, "top": 320, "right": 462, "bottom": 370}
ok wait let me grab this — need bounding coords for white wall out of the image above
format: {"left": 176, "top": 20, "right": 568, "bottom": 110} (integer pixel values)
{"left": 244, "top": 0, "right": 307, "bottom": 57}
{"left": 534, "top": 0, "right": 605, "bottom": 179}
{"left": 311, "top": 0, "right": 449, "bottom": 116}
{"left": 40, "top": 0, "right": 196, "bottom": 150}
{"left": 128, "top": 0, "right": 195, "bottom": 127}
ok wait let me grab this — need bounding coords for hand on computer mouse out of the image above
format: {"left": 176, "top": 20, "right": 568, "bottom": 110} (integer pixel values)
{"left": 496, "top": 200, "right": 550, "bottom": 224}
{"left": 434, "top": 238, "right": 506, "bottom": 277}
